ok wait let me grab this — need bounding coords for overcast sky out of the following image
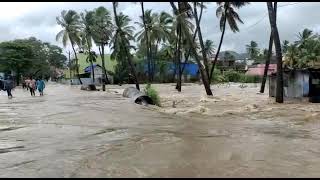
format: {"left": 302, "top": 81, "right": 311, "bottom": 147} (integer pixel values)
{"left": 1, "top": 2, "right": 320, "bottom": 55}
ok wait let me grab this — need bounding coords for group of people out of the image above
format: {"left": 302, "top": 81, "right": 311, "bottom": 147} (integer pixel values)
{"left": 22, "top": 77, "right": 46, "bottom": 97}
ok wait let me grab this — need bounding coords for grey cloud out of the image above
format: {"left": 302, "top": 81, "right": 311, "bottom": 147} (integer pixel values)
{"left": 1, "top": 2, "right": 320, "bottom": 55}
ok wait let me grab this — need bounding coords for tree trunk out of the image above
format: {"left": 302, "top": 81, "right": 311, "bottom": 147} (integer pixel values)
{"left": 260, "top": 4, "right": 277, "bottom": 93}
{"left": 141, "top": 2, "right": 152, "bottom": 83}
{"left": 87, "top": 40, "right": 95, "bottom": 84}
{"left": 267, "top": 2, "right": 283, "bottom": 103}
{"left": 101, "top": 45, "right": 106, "bottom": 91}
{"left": 209, "top": 4, "right": 228, "bottom": 82}
{"left": 180, "top": 2, "right": 204, "bottom": 74}
{"left": 176, "top": 23, "right": 182, "bottom": 92}
{"left": 260, "top": 33, "right": 273, "bottom": 93}
{"left": 113, "top": 2, "right": 140, "bottom": 90}
{"left": 70, "top": 42, "right": 82, "bottom": 85}
{"left": 193, "top": 2, "right": 209, "bottom": 78}
{"left": 68, "top": 51, "right": 72, "bottom": 84}
{"left": 170, "top": 2, "right": 212, "bottom": 95}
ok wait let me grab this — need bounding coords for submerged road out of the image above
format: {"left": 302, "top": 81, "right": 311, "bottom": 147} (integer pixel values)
{"left": 0, "top": 83, "right": 320, "bottom": 177}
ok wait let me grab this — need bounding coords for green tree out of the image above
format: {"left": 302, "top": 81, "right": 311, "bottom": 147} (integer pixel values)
{"left": 209, "top": 2, "right": 249, "bottom": 81}
{"left": 85, "top": 51, "right": 98, "bottom": 83}
{"left": 111, "top": 2, "right": 140, "bottom": 90}
{"left": 203, "top": 39, "right": 215, "bottom": 58}
{"left": 80, "top": 10, "right": 96, "bottom": 83}
{"left": 91, "top": 6, "right": 114, "bottom": 91}
{"left": 246, "top": 41, "right": 259, "bottom": 60}
{"left": 170, "top": 2, "right": 213, "bottom": 95}
{"left": 56, "top": 10, "right": 82, "bottom": 84}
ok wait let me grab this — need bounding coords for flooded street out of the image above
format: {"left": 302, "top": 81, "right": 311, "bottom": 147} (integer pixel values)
{"left": 1, "top": 82, "right": 320, "bottom": 177}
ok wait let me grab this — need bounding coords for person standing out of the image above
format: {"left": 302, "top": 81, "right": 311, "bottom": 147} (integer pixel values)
{"left": 29, "top": 77, "right": 36, "bottom": 96}
{"left": 25, "top": 77, "right": 31, "bottom": 91}
{"left": 1, "top": 76, "right": 13, "bottom": 99}
{"left": 36, "top": 78, "right": 46, "bottom": 96}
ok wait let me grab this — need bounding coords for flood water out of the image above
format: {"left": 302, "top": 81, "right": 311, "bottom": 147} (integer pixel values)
{"left": 0, "top": 82, "right": 320, "bottom": 177}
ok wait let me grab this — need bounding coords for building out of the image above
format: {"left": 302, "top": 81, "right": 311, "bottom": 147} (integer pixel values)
{"left": 83, "top": 64, "right": 114, "bottom": 85}
{"left": 246, "top": 64, "right": 277, "bottom": 76}
{"left": 269, "top": 69, "right": 320, "bottom": 102}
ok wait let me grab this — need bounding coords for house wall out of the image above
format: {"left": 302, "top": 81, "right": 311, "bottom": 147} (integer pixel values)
{"left": 269, "top": 70, "right": 309, "bottom": 98}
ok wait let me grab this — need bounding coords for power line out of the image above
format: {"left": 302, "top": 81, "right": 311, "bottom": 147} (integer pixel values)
{"left": 243, "top": 2, "right": 303, "bottom": 31}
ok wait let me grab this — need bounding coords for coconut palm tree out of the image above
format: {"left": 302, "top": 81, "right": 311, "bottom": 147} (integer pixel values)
{"left": 282, "top": 40, "right": 289, "bottom": 54}
{"left": 80, "top": 10, "right": 96, "bottom": 83}
{"left": 260, "top": 3, "right": 277, "bottom": 94}
{"left": 111, "top": 2, "right": 140, "bottom": 90}
{"left": 246, "top": 41, "right": 259, "bottom": 60}
{"left": 193, "top": 2, "right": 210, "bottom": 78}
{"left": 91, "top": 6, "right": 113, "bottom": 91}
{"left": 135, "top": 10, "right": 173, "bottom": 81}
{"left": 267, "top": 2, "right": 283, "bottom": 103}
{"left": 136, "top": 4, "right": 152, "bottom": 82}
{"left": 170, "top": 2, "right": 212, "bottom": 95}
{"left": 209, "top": 2, "right": 249, "bottom": 81}
{"left": 56, "top": 10, "right": 82, "bottom": 84}
{"left": 85, "top": 51, "right": 97, "bottom": 82}
{"left": 203, "top": 40, "right": 215, "bottom": 58}
{"left": 295, "top": 28, "right": 315, "bottom": 48}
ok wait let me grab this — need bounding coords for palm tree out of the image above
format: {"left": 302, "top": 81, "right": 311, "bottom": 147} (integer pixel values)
{"left": 91, "top": 6, "right": 113, "bottom": 91}
{"left": 80, "top": 10, "right": 95, "bottom": 83}
{"left": 138, "top": 3, "right": 152, "bottom": 82}
{"left": 203, "top": 40, "right": 215, "bottom": 58}
{"left": 170, "top": 2, "right": 212, "bottom": 95}
{"left": 85, "top": 51, "right": 97, "bottom": 83}
{"left": 295, "top": 28, "right": 314, "bottom": 48}
{"left": 111, "top": 2, "right": 140, "bottom": 90}
{"left": 283, "top": 44, "right": 299, "bottom": 69}
{"left": 282, "top": 40, "right": 289, "bottom": 54}
{"left": 135, "top": 10, "right": 173, "bottom": 81}
{"left": 260, "top": 3, "right": 277, "bottom": 94}
{"left": 56, "top": 10, "right": 82, "bottom": 84}
{"left": 180, "top": 2, "right": 207, "bottom": 79}
{"left": 209, "top": 2, "right": 249, "bottom": 81}
{"left": 246, "top": 41, "right": 259, "bottom": 60}
{"left": 193, "top": 2, "right": 210, "bottom": 78}
{"left": 267, "top": 2, "right": 283, "bottom": 103}
{"left": 170, "top": 2, "right": 195, "bottom": 92}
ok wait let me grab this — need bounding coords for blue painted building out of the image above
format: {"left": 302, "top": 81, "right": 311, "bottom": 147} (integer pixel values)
{"left": 144, "top": 62, "right": 199, "bottom": 77}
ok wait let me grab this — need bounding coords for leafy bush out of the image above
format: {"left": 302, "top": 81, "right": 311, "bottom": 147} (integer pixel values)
{"left": 211, "top": 69, "right": 261, "bottom": 83}
{"left": 144, "top": 84, "right": 161, "bottom": 106}
{"left": 239, "top": 75, "right": 261, "bottom": 83}
{"left": 224, "top": 70, "right": 242, "bottom": 82}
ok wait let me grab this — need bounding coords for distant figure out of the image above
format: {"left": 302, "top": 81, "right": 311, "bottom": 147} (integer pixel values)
{"left": 25, "top": 78, "right": 31, "bottom": 91}
{"left": 36, "top": 78, "right": 45, "bottom": 96}
{"left": 22, "top": 77, "right": 27, "bottom": 89}
{"left": 29, "top": 77, "right": 36, "bottom": 97}
{"left": 0, "top": 78, "right": 14, "bottom": 99}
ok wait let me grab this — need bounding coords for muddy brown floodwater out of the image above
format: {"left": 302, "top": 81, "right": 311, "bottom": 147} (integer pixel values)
{"left": 0, "top": 82, "right": 320, "bottom": 177}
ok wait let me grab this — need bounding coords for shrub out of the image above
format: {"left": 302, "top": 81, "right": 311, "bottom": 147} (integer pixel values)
{"left": 239, "top": 75, "right": 262, "bottom": 83}
{"left": 144, "top": 84, "right": 161, "bottom": 106}
{"left": 224, "top": 70, "right": 242, "bottom": 82}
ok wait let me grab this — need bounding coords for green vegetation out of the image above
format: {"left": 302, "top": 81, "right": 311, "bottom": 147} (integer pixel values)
{"left": 212, "top": 70, "right": 261, "bottom": 84}
{"left": 283, "top": 28, "right": 320, "bottom": 69}
{"left": 0, "top": 37, "right": 67, "bottom": 84}
{"left": 144, "top": 84, "right": 161, "bottom": 106}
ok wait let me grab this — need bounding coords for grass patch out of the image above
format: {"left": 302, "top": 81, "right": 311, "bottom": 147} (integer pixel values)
{"left": 144, "top": 84, "right": 161, "bottom": 107}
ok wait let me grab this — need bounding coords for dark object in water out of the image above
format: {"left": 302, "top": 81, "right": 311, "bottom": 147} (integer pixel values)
{"left": 81, "top": 84, "right": 97, "bottom": 91}
{"left": 123, "top": 87, "right": 154, "bottom": 105}
{"left": 309, "top": 96, "right": 320, "bottom": 103}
